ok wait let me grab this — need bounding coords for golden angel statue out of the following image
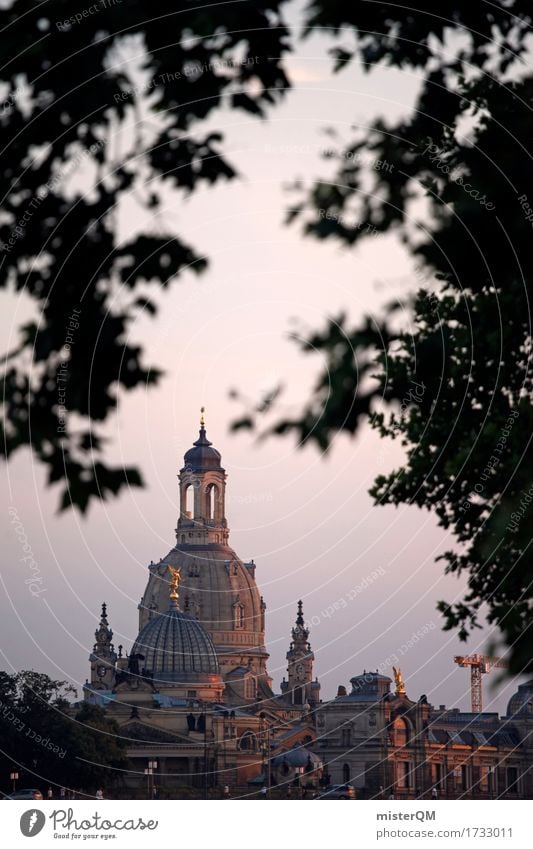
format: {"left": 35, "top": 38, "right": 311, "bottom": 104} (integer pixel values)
{"left": 168, "top": 566, "right": 181, "bottom": 601}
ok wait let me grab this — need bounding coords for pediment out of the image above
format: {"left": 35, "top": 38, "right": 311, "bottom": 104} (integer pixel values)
{"left": 121, "top": 721, "right": 189, "bottom": 745}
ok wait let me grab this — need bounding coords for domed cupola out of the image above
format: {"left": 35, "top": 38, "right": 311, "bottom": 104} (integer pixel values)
{"left": 183, "top": 410, "right": 224, "bottom": 473}
{"left": 177, "top": 409, "right": 229, "bottom": 547}
{"left": 131, "top": 567, "right": 221, "bottom": 690}
{"left": 138, "top": 413, "right": 271, "bottom": 691}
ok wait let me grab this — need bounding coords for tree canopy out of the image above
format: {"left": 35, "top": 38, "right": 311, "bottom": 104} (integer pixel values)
{"left": 237, "top": 0, "right": 533, "bottom": 675}
{"left": 2, "top": 1, "right": 532, "bottom": 674}
{"left": 0, "top": 670, "right": 128, "bottom": 795}
{"left": 0, "top": 0, "right": 290, "bottom": 511}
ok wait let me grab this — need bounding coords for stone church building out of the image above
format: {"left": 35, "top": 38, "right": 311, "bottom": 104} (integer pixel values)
{"left": 83, "top": 417, "right": 533, "bottom": 798}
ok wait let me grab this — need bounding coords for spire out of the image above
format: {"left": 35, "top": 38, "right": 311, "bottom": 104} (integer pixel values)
{"left": 194, "top": 405, "right": 210, "bottom": 445}
{"left": 93, "top": 602, "right": 115, "bottom": 659}
{"left": 281, "top": 599, "right": 319, "bottom": 707}
{"left": 292, "top": 600, "right": 309, "bottom": 646}
{"left": 88, "top": 602, "right": 117, "bottom": 690}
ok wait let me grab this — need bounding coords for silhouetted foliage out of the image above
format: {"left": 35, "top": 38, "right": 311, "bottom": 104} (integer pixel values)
{"left": 0, "top": 671, "right": 128, "bottom": 795}
{"left": 2, "top": 1, "right": 533, "bottom": 674}
{"left": 0, "top": 1, "right": 290, "bottom": 512}
{"left": 234, "top": 1, "right": 533, "bottom": 675}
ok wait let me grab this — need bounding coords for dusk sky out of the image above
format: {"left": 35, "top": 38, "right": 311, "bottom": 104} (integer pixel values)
{"left": 1, "top": 12, "right": 522, "bottom": 717}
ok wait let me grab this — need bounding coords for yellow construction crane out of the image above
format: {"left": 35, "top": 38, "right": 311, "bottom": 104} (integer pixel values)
{"left": 453, "top": 654, "right": 508, "bottom": 713}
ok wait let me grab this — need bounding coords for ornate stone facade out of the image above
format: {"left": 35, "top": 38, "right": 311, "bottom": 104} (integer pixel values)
{"left": 82, "top": 416, "right": 532, "bottom": 798}
{"left": 137, "top": 419, "right": 269, "bottom": 686}
{"left": 83, "top": 417, "right": 319, "bottom": 795}
{"left": 316, "top": 672, "right": 533, "bottom": 799}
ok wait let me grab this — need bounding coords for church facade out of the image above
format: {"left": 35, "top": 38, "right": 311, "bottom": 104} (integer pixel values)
{"left": 83, "top": 416, "right": 320, "bottom": 794}
{"left": 83, "top": 417, "right": 533, "bottom": 798}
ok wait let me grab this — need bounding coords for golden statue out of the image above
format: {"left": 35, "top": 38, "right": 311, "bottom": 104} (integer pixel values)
{"left": 392, "top": 666, "right": 406, "bottom": 696}
{"left": 168, "top": 566, "right": 181, "bottom": 602}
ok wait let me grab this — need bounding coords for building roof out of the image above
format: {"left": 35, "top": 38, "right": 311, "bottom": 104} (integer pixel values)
{"left": 271, "top": 746, "right": 322, "bottom": 768}
{"left": 182, "top": 424, "right": 224, "bottom": 473}
{"left": 427, "top": 720, "right": 520, "bottom": 749}
{"left": 333, "top": 671, "right": 392, "bottom": 703}
{"left": 506, "top": 679, "right": 533, "bottom": 717}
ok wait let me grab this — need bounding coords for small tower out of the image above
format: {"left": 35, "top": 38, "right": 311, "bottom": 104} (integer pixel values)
{"left": 89, "top": 602, "right": 117, "bottom": 690}
{"left": 281, "top": 601, "right": 320, "bottom": 707}
{"left": 176, "top": 408, "right": 229, "bottom": 547}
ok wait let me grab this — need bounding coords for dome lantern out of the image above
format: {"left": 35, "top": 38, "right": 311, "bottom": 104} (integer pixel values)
{"left": 177, "top": 410, "right": 228, "bottom": 546}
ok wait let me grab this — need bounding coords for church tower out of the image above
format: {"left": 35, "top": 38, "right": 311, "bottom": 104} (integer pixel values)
{"left": 176, "top": 408, "right": 229, "bottom": 547}
{"left": 138, "top": 412, "right": 271, "bottom": 692}
{"left": 281, "top": 601, "right": 320, "bottom": 707}
{"left": 89, "top": 603, "right": 117, "bottom": 690}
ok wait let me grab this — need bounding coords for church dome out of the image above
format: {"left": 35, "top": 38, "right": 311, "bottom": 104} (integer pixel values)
{"left": 139, "top": 415, "right": 270, "bottom": 687}
{"left": 506, "top": 679, "right": 533, "bottom": 717}
{"left": 183, "top": 425, "right": 223, "bottom": 472}
{"left": 132, "top": 603, "right": 219, "bottom": 682}
{"left": 336, "top": 671, "right": 392, "bottom": 702}
{"left": 272, "top": 747, "right": 322, "bottom": 769}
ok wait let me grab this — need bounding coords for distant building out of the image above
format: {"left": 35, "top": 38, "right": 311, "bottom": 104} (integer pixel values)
{"left": 316, "top": 671, "right": 533, "bottom": 798}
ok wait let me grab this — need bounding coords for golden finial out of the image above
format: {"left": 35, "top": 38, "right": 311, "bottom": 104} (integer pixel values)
{"left": 200, "top": 406, "right": 205, "bottom": 427}
{"left": 168, "top": 566, "right": 181, "bottom": 603}
{"left": 392, "top": 666, "right": 406, "bottom": 696}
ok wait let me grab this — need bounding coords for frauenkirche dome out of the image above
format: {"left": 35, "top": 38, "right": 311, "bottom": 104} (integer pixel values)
{"left": 137, "top": 412, "right": 270, "bottom": 689}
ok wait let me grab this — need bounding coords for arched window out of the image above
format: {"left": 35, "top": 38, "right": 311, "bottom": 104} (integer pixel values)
{"left": 342, "top": 763, "right": 350, "bottom": 783}
{"left": 239, "top": 731, "right": 256, "bottom": 751}
{"left": 184, "top": 484, "right": 194, "bottom": 518}
{"left": 245, "top": 677, "right": 256, "bottom": 699}
{"left": 206, "top": 484, "right": 219, "bottom": 521}
{"left": 392, "top": 717, "right": 409, "bottom": 748}
{"left": 234, "top": 602, "right": 245, "bottom": 630}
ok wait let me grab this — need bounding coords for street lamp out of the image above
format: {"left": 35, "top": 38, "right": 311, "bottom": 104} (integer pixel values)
{"left": 10, "top": 770, "right": 19, "bottom": 794}
{"left": 259, "top": 714, "right": 271, "bottom": 797}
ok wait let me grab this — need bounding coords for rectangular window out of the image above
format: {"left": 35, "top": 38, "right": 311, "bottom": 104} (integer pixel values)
{"left": 431, "top": 762, "right": 443, "bottom": 786}
{"left": 187, "top": 690, "right": 196, "bottom": 698}
{"left": 507, "top": 767, "right": 518, "bottom": 793}
{"left": 461, "top": 765, "right": 469, "bottom": 791}
{"left": 480, "top": 767, "right": 489, "bottom": 792}
{"left": 397, "top": 762, "right": 411, "bottom": 788}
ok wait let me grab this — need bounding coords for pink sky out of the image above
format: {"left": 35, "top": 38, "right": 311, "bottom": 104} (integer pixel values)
{"left": 1, "top": 25, "right": 522, "bottom": 715}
